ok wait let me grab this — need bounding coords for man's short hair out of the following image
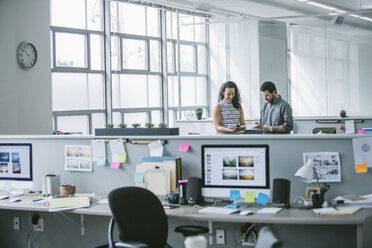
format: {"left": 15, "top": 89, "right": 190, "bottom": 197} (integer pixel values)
{"left": 260, "top": 81, "right": 276, "bottom": 93}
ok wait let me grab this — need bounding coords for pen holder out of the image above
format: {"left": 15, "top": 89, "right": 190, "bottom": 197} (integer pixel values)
{"left": 312, "top": 193, "right": 324, "bottom": 208}
{"left": 60, "top": 184, "right": 76, "bottom": 196}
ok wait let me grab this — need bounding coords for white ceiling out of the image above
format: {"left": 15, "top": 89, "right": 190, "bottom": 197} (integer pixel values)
{"left": 152, "top": 0, "right": 372, "bottom": 18}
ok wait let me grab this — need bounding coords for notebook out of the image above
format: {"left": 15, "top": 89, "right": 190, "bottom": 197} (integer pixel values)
{"left": 49, "top": 196, "right": 90, "bottom": 212}
{"left": 199, "top": 207, "right": 240, "bottom": 215}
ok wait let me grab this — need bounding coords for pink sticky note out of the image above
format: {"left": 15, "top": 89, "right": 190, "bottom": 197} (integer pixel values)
{"left": 358, "top": 129, "right": 364, "bottom": 134}
{"left": 178, "top": 143, "right": 190, "bottom": 152}
{"left": 110, "top": 162, "right": 121, "bottom": 168}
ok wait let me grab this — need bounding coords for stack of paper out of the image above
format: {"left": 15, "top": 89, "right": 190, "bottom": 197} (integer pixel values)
{"left": 257, "top": 208, "right": 282, "bottom": 214}
{"left": 313, "top": 207, "right": 361, "bottom": 215}
{"left": 335, "top": 194, "right": 372, "bottom": 207}
{"left": 49, "top": 196, "right": 90, "bottom": 212}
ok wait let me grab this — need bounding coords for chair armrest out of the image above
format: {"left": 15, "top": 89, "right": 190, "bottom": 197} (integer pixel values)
{"left": 113, "top": 241, "right": 149, "bottom": 248}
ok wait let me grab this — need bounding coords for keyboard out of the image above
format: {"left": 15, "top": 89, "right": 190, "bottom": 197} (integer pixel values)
{"left": 199, "top": 207, "right": 240, "bottom": 215}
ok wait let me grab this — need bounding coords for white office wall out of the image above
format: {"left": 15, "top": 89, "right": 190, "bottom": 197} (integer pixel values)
{"left": 0, "top": 0, "right": 52, "bottom": 134}
{"left": 289, "top": 21, "right": 372, "bottom": 117}
{"left": 209, "top": 23, "right": 227, "bottom": 112}
{"left": 259, "top": 21, "right": 288, "bottom": 103}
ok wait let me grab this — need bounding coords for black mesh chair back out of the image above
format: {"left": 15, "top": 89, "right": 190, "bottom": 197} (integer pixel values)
{"left": 108, "top": 187, "right": 168, "bottom": 248}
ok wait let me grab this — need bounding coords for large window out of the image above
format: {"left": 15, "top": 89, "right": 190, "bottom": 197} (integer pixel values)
{"left": 50, "top": 0, "right": 209, "bottom": 133}
{"left": 50, "top": 0, "right": 105, "bottom": 134}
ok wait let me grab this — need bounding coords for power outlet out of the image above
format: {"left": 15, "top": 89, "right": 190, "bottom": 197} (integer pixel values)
{"left": 13, "top": 217, "right": 20, "bottom": 230}
{"left": 216, "top": 229, "right": 225, "bottom": 244}
{"left": 33, "top": 218, "right": 44, "bottom": 232}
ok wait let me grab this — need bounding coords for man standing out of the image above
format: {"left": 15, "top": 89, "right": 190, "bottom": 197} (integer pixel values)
{"left": 255, "top": 81, "right": 293, "bottom": 134}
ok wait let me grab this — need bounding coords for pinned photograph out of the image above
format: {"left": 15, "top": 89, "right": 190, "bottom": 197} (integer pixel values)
{"left": 65, "top": 145, "right": 92, "bottom": 172}
{"left": 303, "top": 152, "right": 341, "bottom": 182}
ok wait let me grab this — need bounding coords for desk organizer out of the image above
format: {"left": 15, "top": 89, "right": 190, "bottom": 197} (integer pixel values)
{"left": 95, "top": 127, "right": 179, "bottom": 136}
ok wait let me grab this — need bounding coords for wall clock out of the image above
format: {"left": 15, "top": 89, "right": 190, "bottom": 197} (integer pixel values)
{"left": 16, "top": 41, "right": 37, "bottom": 70}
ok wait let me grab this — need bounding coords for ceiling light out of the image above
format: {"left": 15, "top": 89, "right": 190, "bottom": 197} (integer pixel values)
{"left": 306, "top": 1, "right": 339, "bottom": 11}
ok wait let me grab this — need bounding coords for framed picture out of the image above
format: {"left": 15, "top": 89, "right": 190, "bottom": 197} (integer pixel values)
{"left": 305, "top": 187, "right": 320, "bottom": 201}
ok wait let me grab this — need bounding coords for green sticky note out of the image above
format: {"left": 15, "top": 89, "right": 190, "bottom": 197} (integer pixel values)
{"left": 118, "top": 153, "right": 127, "bottom": 163}
{"left": 245, "top": 192, "right": 255, "bottom": 203}
{"left": 134, "top": 172, "right": 144, "bottom": 183}
{"left": 96, "top": 156, "right": 106, "bottom": 166}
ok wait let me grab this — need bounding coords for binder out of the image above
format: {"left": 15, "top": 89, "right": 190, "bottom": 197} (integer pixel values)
{"left": 136, "top": 162, "right": 173, "bottom": 194}
{"left": 141, "top": 157, "right": 182, "bottom": 187}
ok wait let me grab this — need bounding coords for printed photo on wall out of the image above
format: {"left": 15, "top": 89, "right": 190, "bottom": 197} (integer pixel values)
{"left": 65, "top": 145, "right": 92, "bottom": 172}
{"left": 303, "top": 152, "right": 341, "bottom": 182}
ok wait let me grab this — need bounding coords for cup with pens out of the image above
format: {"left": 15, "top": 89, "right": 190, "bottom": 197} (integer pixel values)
{"left": 312, "top": 183, "right": 330, "bottom": 208}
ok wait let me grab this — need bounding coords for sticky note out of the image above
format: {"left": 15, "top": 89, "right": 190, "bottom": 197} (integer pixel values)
{"left": 358, "top": 129, "right": 364, "bottom": 134}
{"left": 256, "top": 193, "right": 269, "bottom": 206}
{"left": 178, "top": 143, "right": 191, "bottom": 152}
{"left": 118, "top": 153, "right": 127, "bottom": 163}
{"left": 110, "top": 162, "right": 121, "bottom": 169}
{"left": 245, "top": 192, "right": 255, "bottom": 203}
{"left": 96, "top": 156, "right": 106, "bottom": 166}
{"left": 229, "top": 190, "right": 240, "bottom": 201}
{"left": 226, "top": 204, "right": 239, "bottom": 209}
{"left": 134, "top": 172, "right": 144, "bottom": 183}
{"left": 356, "top": 163, "right": 368, "bottom": 174}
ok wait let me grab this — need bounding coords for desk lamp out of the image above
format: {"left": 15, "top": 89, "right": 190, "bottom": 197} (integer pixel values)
{"left": 294, "top": 159, "right": 319, "bottom": 187}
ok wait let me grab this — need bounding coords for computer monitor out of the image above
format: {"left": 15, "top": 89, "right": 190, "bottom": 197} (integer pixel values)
{"left": 0, "top": 143, "right": 33, "bottom": 192}
{"left": 201, "top": 144, "right": 270, "bottom": 199}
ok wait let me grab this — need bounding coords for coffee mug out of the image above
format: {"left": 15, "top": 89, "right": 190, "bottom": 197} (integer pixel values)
{"left": 312, "top": 193, "right": 323, "bottom": 208}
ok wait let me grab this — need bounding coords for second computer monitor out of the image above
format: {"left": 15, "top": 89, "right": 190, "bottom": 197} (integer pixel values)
{"left": 201, "top": 144, "right": 270, "bottom": 199}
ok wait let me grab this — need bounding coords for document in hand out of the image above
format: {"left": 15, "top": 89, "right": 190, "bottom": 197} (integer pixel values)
{"left": 49, "top": 196, "right": 90, "bottom": 212}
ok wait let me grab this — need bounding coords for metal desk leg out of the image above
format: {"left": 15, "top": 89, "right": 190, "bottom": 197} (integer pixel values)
{"left": 208, "top": 221, "right": 213, "bottom": 245}
{"left": 356, "top": 224, "right": 363, "bottom": 248}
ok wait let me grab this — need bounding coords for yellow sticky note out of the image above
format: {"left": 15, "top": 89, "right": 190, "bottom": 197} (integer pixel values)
{"left": 356, "top": 164, "right": 368, "bottom": 174}
{"left": 118, "top": 153, "right": 127, "bottom": 163}
{"left": 245, "top": 191, "right": 255, "bottom": 203}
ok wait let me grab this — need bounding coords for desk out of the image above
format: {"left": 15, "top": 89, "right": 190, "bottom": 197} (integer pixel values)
{"left": 1, "top": 195, "right": 372, "bottom": 248}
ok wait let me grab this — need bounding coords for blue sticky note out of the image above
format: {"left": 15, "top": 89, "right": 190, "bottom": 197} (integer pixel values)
{"left": 134, "top": 172, "right": 144, "bottom": 183}
{"left": 229, "top": 190, "right": 241, "bottom": 201}
{"left": 96, "top": 156, "right": 106, "bottom": 166}
{"left": 256, "top": 193, "right": 269, "bottom": 206}
{"left": 226, "top": 204, "right": 239, "bottom": 209}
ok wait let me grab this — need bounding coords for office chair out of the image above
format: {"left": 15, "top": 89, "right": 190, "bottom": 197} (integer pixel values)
{"left": 108, "top": 186, "right": 208, "bottom": 248}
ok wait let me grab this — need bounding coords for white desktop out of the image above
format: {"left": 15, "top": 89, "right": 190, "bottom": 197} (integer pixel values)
{"left": 201, "top": 145, "right": 270, "bottom": 199}
{"left": 0, "top": 143, "right": 33, "bottom": 196}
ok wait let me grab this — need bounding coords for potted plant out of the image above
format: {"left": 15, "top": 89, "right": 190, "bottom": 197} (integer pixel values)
{"left": 106, "top": 123, "right": 114, "bottom": 128}
{"left": 195, "top": 107, "right": 203, "bottom": 120}
{"left": 145, "top": 122, "right": 154, "bottom": 128}
{"left": 118, "top": 123, "right": 127, "bottom": 128}
{"left": 158, "top": 122, "right": 168, "bottom": 128}
{"left": 132, "top": 123, "right": 141, "bottom": 128}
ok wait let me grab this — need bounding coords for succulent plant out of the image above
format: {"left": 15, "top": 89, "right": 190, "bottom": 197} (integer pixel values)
{"left": 195, "top": 107, "right": 203, "bottom": 113}
{"left": 105, "top": 123, "right": 114, "bottom": 128}
{"left": 118, "top": 123, "right": 127, "bottom": 128}
{"left": 132, "top": 123, "right": 141, "bottom": 128}
{"left": 158, "top": 122, "right": 168, "bottom": 128}
{"left": 145, "top": 122, "right": 154, "bottom": 128}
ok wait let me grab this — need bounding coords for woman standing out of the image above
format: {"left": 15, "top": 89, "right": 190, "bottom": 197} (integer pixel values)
{"left": 213, "top": 81, "right": 245, "bottom": 133}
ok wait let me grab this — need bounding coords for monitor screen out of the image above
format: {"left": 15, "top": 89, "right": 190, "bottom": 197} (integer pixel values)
{"left": 0, "top": 143, "right": 33, "bottom": 181}
{"left": 201, "top": 144, "right": 270, "bottom": 199}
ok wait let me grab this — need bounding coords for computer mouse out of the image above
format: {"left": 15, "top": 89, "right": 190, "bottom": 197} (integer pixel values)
{"left": 240, "top": 210, "right": 253, "bottom": 216}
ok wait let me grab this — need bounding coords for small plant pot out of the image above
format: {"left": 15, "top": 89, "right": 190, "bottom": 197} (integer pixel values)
{"left": 196, "top": 112, "right": 203, "bottom": 120}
